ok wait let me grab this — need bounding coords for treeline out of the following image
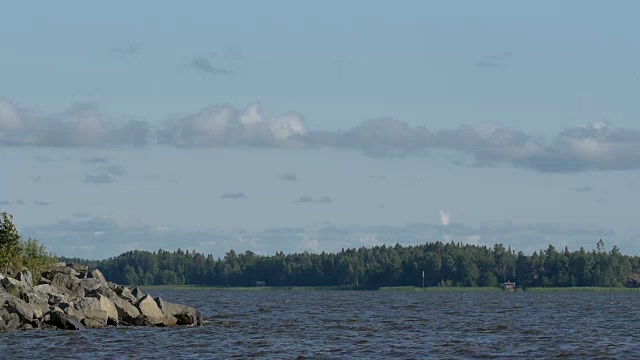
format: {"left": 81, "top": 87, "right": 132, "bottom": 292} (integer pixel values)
{"left": 61, "top": 239, "right": 640, "bottom": 289}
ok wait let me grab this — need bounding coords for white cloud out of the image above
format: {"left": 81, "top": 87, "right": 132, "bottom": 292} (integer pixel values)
{"left": 4, "top": 97, "right": 640, "bottom": 172}
{"left": 158, "top": 103, "right": 306, "bottom": 148}
{"left": 22, "top": 215, "right": 628, "bottom": 259}
{"left": 359, "top": 234, "right": 383, "bottom": 247}
{"left": 439, "top": 210, "right": 451, "bottom": 226}
{"left": 297, "top": 236, "right": 320, "bottom": 253}
{"left": 0, "top": 98, "right": 149, "bottom": 147}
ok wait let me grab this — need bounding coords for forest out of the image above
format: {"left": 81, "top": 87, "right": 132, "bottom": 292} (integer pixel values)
{"left": 61, "top": 239, "right": 640, "bottom": 289}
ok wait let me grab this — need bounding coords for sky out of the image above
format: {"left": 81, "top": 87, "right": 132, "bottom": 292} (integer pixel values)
{"left": 2, "top": 1, "right": 640, "bottom": 258}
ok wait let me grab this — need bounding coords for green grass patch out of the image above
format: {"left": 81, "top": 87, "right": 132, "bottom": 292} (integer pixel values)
{"left": 524, "top": 287, "right": 640, "bottom": 292}
{"left": 378, "top": 286, "right": 502, "bottom": 292}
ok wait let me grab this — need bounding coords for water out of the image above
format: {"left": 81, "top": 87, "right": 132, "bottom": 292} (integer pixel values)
{"left": 1, "top": 290, "right": 639, "bottom": 359}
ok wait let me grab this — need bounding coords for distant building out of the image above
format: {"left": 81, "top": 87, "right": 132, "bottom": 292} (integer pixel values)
{"left": 255, "top": 281, "right": 266, "bottom": 287}
{"left": 504, "top": 281, "right": 516, "bottom": 292}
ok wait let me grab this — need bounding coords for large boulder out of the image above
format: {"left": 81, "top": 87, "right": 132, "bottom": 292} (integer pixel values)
{"left": 87, "top": 287, "right": 140, "bottom": 324}
{"left": 79, "top": 278, "right": 104, "bottom": 292}
{"left": 16, "top": 271, "right": 33, "bottom": 288}
{"left": 1, "top": 276, "right": 24, "bottom": 296}
{"left": 89, "top": 269, "right": 107, "bottom": 283}
{"left": 0, "top": 292, "right": 38, "bottom": 323}
{"left": 67, "top": 264, "right": 88, "bottom": 279}
{"left": 44, "top": 310, "right": 85, "bottom": 330}
{"left": 65, "top": 298, "right": 109, "bottom": 328}
{"left": 0, "top": 311, "right": 20, "bottom": 330}
{"left": 50, "top": 273, "right": 84, "bottom": 301}
{"left": 42, "top": 263, "right": 76, "bottom": 280}
{"left": 33, "top": 284, "right": 57, "bottom": 297}
{"left": 135, "top": 295, "right": 174, "bottom": 326}
{"left": 155, "top": 297, "right": 203, "bottom": 326}
{"left": 131, "top": 286, "right": 144, "bottom": 301}
{"left": 96, "top": 294, "right": 118, "bottom": 325}
{"left": 114, "top": 286, "right": 137, "bottom": 303}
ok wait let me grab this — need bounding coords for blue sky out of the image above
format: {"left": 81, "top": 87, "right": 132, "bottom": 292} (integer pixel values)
{"left": 2, "top": 1, "right": 640, "bottom": 258}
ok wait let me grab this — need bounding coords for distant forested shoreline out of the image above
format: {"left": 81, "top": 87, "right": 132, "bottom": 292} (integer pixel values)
{"left": 60, "top": 239, "right": 640, "bottom": 289}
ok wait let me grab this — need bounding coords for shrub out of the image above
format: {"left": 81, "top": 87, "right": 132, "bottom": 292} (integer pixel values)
{"left": 0, "top": 211, "right": 57, "bottom": 276}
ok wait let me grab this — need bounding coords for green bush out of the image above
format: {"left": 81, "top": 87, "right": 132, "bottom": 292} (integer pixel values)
{"left": 0, "top": 211, "right": 57, "bottom": 276}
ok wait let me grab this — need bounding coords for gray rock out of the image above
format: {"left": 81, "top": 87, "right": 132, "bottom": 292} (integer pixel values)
{"left": 45, "top": 310, "right": 85, "bottom": 330}
{"left": 96, "top": 294, "right": 118, "bottom": 324}
{"left": 3, "top": 312, "right": 20, "bottom": 330}
{"left": 42, "top": 263, "right": 74, "bottom": 280}
{"left": 1, "top": 264, "right": 202, "bottom": 331}
{"left": 33, "top": 284, "right": 57, "bottom": 295}
{"left": 1, "top": 276, "right": 23, "bottom": 296}
{"left": 66, "top": 298, "right": 109, "bottom": 328}
{"left": 0, "top": 292, "right": 37, "bottom": 322}
{"left": 89, "top": 269, "right": 107, "bottom": 283}
{"left": 18, "top": 290, "right": 49, "bottom": 315}
{"left": 155, "top": 297, "right": 202, "bottom": 326}
{"left": 66, "top": 264, "right": 88, "bottom": 279}
{"left": 79, "top": 278, "right": 103, "bottom": 292}
{"left": 115, "top": 286, "right": 137, "bottom": 303}
{"left": 50, "top": 273, "right": 84, "bottom": 301}
{"left": 47, "top": 293, "right": 67, "bottom": 307}
{"left": 131, "top": 314, "right": 155, "bottom": 326}
{"left": 16, "top": 271, "right": 33, "bottom": 288}
{"left": 131, "top": 286, "right": 144, "bottom": 300}
{"left": 86, "top": 287, "right": 140, "bottom": 324}
{"left": 135, "top": 294, "right": 172, "bottom": 326}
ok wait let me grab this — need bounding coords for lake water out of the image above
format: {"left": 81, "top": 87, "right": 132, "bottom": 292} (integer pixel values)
{"left": 1, "top": 289, "right": 639, "bottom": 359}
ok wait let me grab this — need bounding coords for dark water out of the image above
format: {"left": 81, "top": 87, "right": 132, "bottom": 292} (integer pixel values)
{"left": 1, "top": 290, "right": 639, "bottom": 359}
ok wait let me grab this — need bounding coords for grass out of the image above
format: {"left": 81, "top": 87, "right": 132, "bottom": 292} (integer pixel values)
{"left": 523, "top": 286, "right": 640, "bottom": 293}
{"left": 379, "top": 286, "right": 502, "bottom": 292}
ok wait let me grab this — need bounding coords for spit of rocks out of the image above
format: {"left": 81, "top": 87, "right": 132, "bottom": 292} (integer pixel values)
{"left": 0, "top": 263, "right": 202, "bottom": 331}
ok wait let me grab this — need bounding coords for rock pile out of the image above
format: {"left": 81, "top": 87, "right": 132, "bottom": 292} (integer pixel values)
{"left": 0, "top": 263, "right": 202, "bottom": 330}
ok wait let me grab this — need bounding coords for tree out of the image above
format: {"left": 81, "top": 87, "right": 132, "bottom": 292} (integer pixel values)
{"left": 0, "top": 211, "right": 56, "bottom": 275}
{"left": 0, "top": 212, "right": 23, "bottom": 271}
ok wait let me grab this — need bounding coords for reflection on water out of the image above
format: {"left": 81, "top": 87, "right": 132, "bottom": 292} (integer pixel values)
{"left": 1, "top": 290, "right": 638, "bottom": 359}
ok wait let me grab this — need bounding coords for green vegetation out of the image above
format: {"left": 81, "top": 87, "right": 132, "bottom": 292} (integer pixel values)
{"left": 378, "top": 286, "right": 502, "bottom": 292}
{"left": 0, "top": 211, "right": 57, "bottom": 277}
{"left": 524, "top": 287, "right": 640, "bottom": 292}
{"left": 62, "top": 237, "right": 640, "bottom": 290}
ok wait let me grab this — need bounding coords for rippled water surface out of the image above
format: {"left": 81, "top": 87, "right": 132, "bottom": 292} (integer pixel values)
{"left": 2, "top": 289, "right": 640, "bottom": 359}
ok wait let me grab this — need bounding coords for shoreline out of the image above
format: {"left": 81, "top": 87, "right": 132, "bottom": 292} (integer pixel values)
{"left": 140, "top": 285, "right": 640, "bottom": 292}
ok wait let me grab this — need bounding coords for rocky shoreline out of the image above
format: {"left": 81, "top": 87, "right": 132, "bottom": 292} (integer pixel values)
{"left": 0, "top": 263, "right": 202, "bottom": 330}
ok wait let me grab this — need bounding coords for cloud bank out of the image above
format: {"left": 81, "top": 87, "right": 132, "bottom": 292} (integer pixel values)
{"left": 0, "top": 98, "right": 149, "bottom": 147}
{"left": 3, "top": 98, "right": 640, "bottom": 172}
{"left": 22, "top": 216, "right": 626, "bottom": 259}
